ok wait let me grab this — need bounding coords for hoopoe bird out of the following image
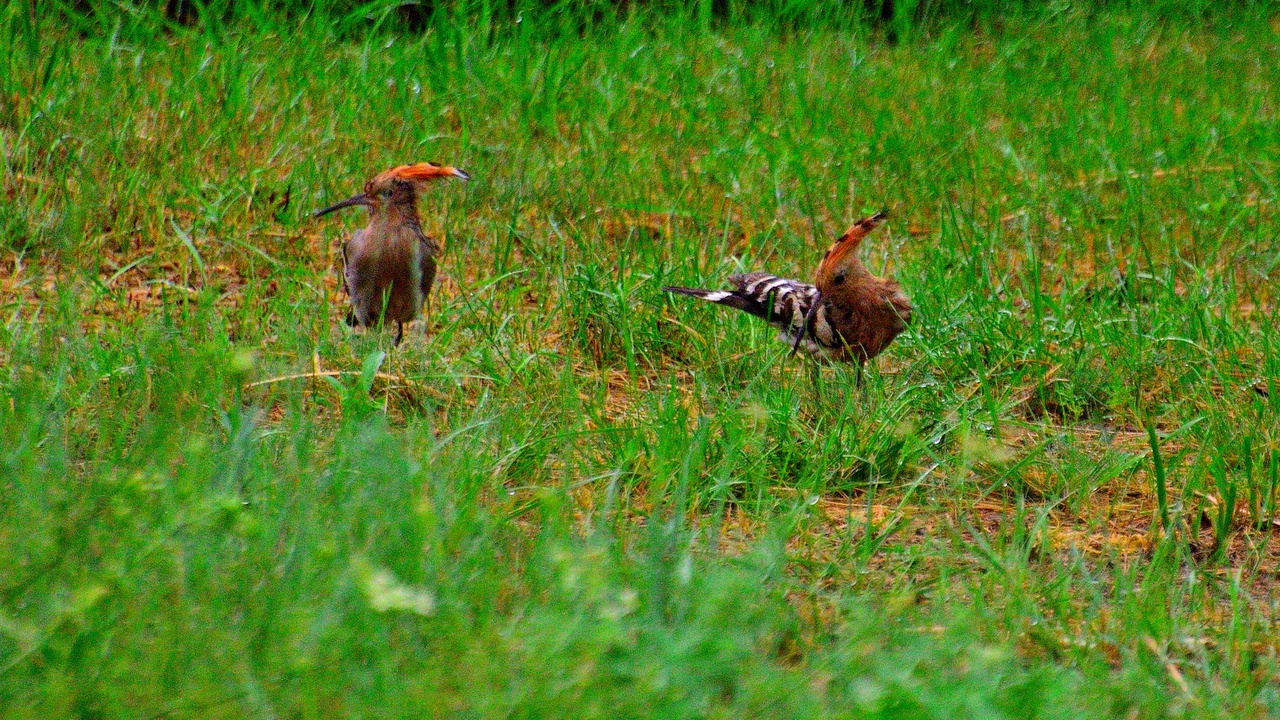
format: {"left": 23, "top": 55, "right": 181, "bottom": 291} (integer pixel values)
{"left": 313, "top": 162, "right": 469, "bottom": 346}
{"left": 663, "top": 212, "right": 911, "bottom": 384}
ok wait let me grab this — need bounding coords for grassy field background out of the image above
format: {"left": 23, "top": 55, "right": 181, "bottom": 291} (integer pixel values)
{"left": 2, "top": 1, "right": 1280, "bottom": 716}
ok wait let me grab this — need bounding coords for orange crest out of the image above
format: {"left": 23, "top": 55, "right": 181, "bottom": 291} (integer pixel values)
{"left": 371, "top": 162, "right": 471, "bottom": 188}
{"left": 816, "top": 212, "right": 887, "bottom": 281}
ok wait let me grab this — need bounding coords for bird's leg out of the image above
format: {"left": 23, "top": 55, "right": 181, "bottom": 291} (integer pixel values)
{"left": 791, "top": 290, "right": 823, "bottom": 356}
{"left": 394, "top": 321, "right": 404, "bottom": 347}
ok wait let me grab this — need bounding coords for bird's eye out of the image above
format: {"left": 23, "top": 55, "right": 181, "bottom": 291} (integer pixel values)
{"left": 833, "top": 272, "right": 846, "bottom": 286}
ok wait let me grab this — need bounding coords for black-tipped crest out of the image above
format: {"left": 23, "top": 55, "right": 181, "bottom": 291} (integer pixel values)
{"left": 815, "top": 211, "right": 887, "bottom": 288}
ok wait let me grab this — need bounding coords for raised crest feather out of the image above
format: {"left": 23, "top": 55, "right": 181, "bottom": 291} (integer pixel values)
{"left": 376, "top": 162, "right": 471, "bottom": 185}
{"left": 818, "top": 211, "right": 887, "bottom": 274}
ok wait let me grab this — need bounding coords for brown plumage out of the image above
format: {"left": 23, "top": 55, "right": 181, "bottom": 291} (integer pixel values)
{"left": 313, "top": 162, "right": 469, "bottom": 345}
{"left": 663, "top": 212, "right": 911, "bottom": 384}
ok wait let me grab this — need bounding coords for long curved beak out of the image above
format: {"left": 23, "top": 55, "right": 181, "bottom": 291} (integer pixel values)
{"left": 313, "top": 193, "right": 372, "bottom": 218}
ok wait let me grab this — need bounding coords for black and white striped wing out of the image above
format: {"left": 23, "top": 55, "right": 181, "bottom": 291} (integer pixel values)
{"left": 663, "top": 271, "right": 842, "bottom": 357}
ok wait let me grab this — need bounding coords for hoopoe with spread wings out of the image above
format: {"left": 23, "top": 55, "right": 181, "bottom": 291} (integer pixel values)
{"left": 314, "top": 162, "right": 469, "bottom": 346}
{"left": 663, "top": 213, "right": 911, "bottom": 383}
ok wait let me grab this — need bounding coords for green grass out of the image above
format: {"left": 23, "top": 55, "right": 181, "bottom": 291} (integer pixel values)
{"left": 2, "top": 2, "right": 1280, "bottom": 717}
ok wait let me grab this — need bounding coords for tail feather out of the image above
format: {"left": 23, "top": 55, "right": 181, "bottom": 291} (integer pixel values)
{"left": 661, "top": 285, "right": 765, "bottom": 317}
{"left": 663, "top": 273, "right": 819, "bottom": 339}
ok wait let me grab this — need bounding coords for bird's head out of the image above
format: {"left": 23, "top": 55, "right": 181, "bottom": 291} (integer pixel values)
{"left": 313, "top": 162, "right": 470, "bottom": 218}
{"left": 788, "top": 211, "right": 890, "bottom": 356}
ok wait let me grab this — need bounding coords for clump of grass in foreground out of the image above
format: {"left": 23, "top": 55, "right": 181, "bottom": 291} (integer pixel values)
{"left": 2, "top": 2, "right": 1280, "bottom": 717}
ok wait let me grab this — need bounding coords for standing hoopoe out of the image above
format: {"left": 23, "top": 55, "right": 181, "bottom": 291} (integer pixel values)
{"left": 663, "top": 212, "right": 911, "bottom": 384}
{"left": 313, "top": 162, "right": 469, "bottom": 346}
